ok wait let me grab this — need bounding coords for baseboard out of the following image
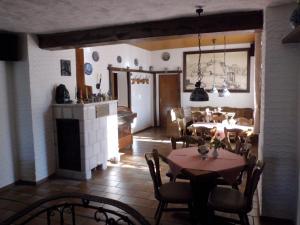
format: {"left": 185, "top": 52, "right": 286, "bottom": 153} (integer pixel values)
{"left": 0, "top": 182, "right": 15, "bottom": 192}
{"left": 260, "top": 216, "right": 294, "bottom": 225}
{"left": 14, "top": 173, "right": 55, "bottom": 186}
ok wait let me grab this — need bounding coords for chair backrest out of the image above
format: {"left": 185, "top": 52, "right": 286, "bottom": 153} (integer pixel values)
{"left": 192, "top": 126, "right": 217, "bottom": 140}
{"left": 191, "top": 111, "right": 205, "bottom": 123}
{"left": 224, "top": 128, "right": 246, "bottom": 152}
{"left": 234, "top": 154, "right": 257, "bottom": 188}
{"left": 145, "top": 149, "right": 162, "bottom": 200}
{"left": 236, "top": 117, "right": 253, "bottom": 126}
{"left": 244, "top": 160, "right": 265, "bottom": 212}
{"left": 212, "top": 112, "right": 225, "bottom": 123}
{"left": 171, "top": 135, "right": 205, "bottom": 149}
{"left": 176, "top": 118, "right": 187, "bottom": 136}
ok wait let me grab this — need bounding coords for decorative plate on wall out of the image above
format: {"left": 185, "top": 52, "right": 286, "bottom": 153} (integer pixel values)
{"left": 92, "top": 51, "right": 99, "bottom": 62}
{"left": 84, "top": 63, "right": 93, "bottom": 75}
{"left": 134, "top": 58, "right": 139, "bottom": 66}
{"left": 162, "top": 52, "right": 170, "bottom": 61}
{"left": 117, "top": 56, "right": 122, "bottom": 63}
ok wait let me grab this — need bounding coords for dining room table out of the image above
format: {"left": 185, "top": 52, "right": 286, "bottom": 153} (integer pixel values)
{"left": 188, "top": 122, "right": 254, "bottom": 139}
{"left": 165, "top": 146, "right": 247, "bottom": 223}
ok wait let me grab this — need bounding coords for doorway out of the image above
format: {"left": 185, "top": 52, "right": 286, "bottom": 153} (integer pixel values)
{"left": 109, "top": 71, "right": 131, "bottom": 107}
{"left": 159, "top": 74, "right": 180, "bottom": 128}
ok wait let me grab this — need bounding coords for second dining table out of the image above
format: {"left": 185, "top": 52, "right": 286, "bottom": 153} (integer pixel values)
{"left": 166, "top": 146, "right": 246, "bottom": 223}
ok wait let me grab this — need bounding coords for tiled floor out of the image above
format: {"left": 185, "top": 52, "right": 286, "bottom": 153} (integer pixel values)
{"left": 0, "top": 127, "right": 264, "bottom": 225}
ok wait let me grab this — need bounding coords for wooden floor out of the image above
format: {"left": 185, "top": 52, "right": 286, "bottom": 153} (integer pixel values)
{"left": 0, "top": 127, "right": 280, "bottom": 225}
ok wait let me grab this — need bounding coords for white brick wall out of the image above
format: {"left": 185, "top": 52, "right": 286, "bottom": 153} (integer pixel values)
{"left": 52, "top": 101, "right": 118, "bottom": 179}
{"left": 262, "top": 3, "right": 300, "bottom": 221}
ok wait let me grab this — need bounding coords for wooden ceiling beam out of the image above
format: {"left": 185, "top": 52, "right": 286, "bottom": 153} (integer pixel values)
{"left": 38, "top": 10, "right": 263, "bottom": 50}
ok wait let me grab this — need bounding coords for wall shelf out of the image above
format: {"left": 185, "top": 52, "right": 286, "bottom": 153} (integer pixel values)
{"left": 282, "top": 26, "right": 300, "bottom": 43}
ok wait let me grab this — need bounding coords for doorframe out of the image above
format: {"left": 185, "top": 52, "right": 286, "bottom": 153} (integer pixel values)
{"left": 108, "top": 65, "right": 182, "bottom": 127}
{"left": 158, "top": 73, "right": 181, "bottom": 127}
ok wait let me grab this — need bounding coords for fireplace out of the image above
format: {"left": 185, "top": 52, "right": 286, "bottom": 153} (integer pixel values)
{"left": 52, "top": 100, "right": 119, "bottom": 180}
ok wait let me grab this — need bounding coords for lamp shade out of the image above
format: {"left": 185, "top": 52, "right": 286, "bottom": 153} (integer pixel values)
{"left": 190, "top": 81, "right": 209, "bottom": 101}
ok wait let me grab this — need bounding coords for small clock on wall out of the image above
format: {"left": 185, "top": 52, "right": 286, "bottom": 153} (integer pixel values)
{"left": 162, "top": 52, "right": 170, "bottom": 61}
{"left": 117, "top": 56, "right": 122, "bottom": 63}
{"left": 134, "top": 58, "right": 139, "bottom": 66}
{"left": 92, "top": 51, "right": 99, "bottom": 62}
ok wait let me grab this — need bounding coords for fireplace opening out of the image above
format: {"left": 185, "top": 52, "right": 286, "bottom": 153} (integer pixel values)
{"left": 56, "top": 119, "right": 81, "bottom": 171}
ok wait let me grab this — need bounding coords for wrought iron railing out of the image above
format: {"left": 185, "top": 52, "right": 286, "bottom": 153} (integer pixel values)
{"left": 0, "top": 193, "right": 151, "bottom": 225}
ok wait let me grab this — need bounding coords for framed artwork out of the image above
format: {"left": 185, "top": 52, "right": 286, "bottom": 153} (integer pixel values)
{"left": 183, "top": 48, "right": 250, "bottom": 92}
{"left": 60, "top": 59, "right": 71, "bottom": 76}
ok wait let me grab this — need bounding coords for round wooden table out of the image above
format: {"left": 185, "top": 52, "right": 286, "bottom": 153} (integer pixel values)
{"left": 167, "top": 147, "right": 246, "bottom": 223}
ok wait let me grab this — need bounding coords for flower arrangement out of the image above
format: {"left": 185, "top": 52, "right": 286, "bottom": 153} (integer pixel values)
{"left": 210, "top": 133, "right": 225, "bottom": 149}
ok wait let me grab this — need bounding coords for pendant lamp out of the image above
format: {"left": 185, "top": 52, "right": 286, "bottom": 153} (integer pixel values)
{"left": 219, "top": 36, "right": 230, "bottom": 97}
{"left": 190, "top": 7, "right": 209, "bottom": 102}
{"left": 210, "top": 39, "right": 218, "bottom": 95}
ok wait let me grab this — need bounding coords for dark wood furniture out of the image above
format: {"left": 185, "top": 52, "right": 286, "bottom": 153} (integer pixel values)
{"left": 192, "top": 126, "right": 217, "bottom": 140}
{"left": 208, "top": 160, "right": 265, "bottom": 225}
{"left": 0, "top": 193, "right": 150, "bottom": 225}
{"left": 224, "top": 127, "right": 247, "bottom": 153}
{"left": 145, "top": 149, "right": 193, "bottom": 225}
{"left": 117, "top": 106, "right": 137, "bottom": 149}
{"left": 38, "top": 11, "right": 263, "bottom": 50}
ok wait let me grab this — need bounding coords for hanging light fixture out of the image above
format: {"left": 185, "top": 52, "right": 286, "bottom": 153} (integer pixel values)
{"left": 190, "top": 7, "right": 209, "bottom": 102}
{"left": 210, "top": 38, "right": 218, "bottom": 95}
{"left": 219, "top": 36, "right": 230, "bottom": 97}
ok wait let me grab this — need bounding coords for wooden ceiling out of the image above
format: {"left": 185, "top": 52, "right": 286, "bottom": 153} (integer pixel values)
{"left": 128, "top": 32, "right": 255, "bottom": 51}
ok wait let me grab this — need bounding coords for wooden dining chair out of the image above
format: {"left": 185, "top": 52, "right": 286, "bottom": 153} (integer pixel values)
{"left": 211, "top": 112, "right": 225, "bottom": 123}
{"left": 216, "top": 154, "right": 257, "bottom": 190}
{"left": 192, "top": 126, "right": 217, "bottom": 141}
{"left": 224, "top": 128, "right": 247, "bottom": 153}
{"left": 191, "top": 111, "right": 205, "bottom": 123}
{"left": 170, "top": 135, "right": 205, "bottom": 149}
{"left": 145, "top": 149, "right": 193, "bottom": 225}
{"left": 236, "top": 117, "right": 254, "bottom": 126}
{"left": 166, "top": 135, "right": 205, "bottom": 181}
{"left": 208, "top": 160, "right": 265, "bottom": 225}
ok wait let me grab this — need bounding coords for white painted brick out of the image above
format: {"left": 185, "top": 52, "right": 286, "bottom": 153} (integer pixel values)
{"left": 62, "top": 107, "right": 72, "bottom": 118}
{"left": 262, "top": 3, "right": 300, "bottom": 221}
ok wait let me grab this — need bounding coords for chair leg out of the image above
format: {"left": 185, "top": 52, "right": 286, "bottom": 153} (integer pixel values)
{"left": 239, "top": 213, "right": 250, "bottom": 225}
{"left": 155, "top": 202, "right": 165, "bottom": 225}
{"left": 154, "top": 202, "right": 161, "bottom": 218}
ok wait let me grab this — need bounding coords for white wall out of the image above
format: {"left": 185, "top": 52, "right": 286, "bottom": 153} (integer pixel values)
{"left": 262, "top": 3, "right": 300, "bottom": 222}
{"left": 12, "top": 34, "right": 36, "bottom": 182}
{"left": 0, "top": 61, "right": 18, "bottom": 188}
{"left": 27, "top": 35, "right": 76, "bottom": 181}
{"left": 84, "top": 44, "right": 151, "bottom": 93}
{"left": 84, "top": 44, "right": 154, "bottom": 132}
{"left": 151, "top": 44, "right": 255, "bottom": 109}
{"left": 131, "top": 73, "right": 154, "bottom": 133}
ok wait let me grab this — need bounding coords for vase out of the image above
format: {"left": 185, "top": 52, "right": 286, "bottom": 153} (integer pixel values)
{"left": 212, "top": 147, "right": 219, "bottom": 159}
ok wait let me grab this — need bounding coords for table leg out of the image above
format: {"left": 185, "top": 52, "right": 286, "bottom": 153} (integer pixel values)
{"left": 190, "top": 175, "right": 217, "bottom": 224}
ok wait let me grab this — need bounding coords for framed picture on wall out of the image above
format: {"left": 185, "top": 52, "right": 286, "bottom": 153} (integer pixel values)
{"left": 183, "top": 48, "right": 250, "bottom": 92}
{"left": 60, "top": 59, "right": 71, "bottom": 76}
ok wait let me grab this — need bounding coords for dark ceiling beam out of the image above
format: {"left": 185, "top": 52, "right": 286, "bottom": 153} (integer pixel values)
{"left": 38, "top": 10, "right": 263, "bottom": 50}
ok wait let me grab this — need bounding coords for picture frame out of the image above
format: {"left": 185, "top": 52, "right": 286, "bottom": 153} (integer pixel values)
{"left": 183, "top": 48, "right": 250, "bottom": 92}
{"left": 60, "top": 59, "right": 71, "bottom": 76}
